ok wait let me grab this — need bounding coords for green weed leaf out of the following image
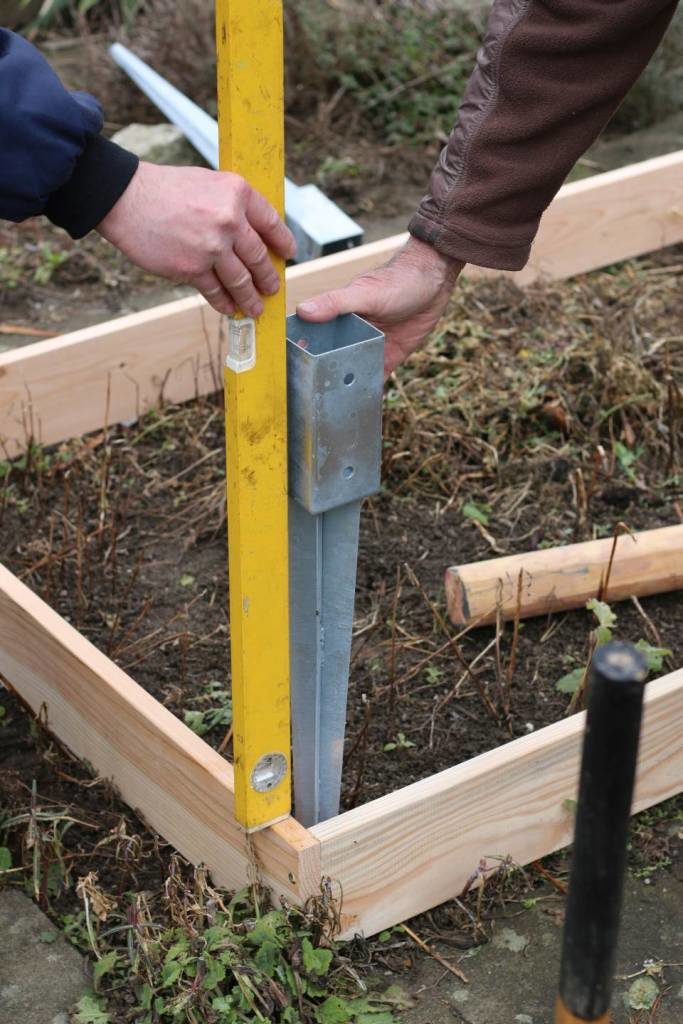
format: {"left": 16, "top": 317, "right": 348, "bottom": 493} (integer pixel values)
{"left": 381, "top": 985, "right": 416, "bottom": 1010}
{"left": 556, "top": 667, "right": 584, "bottom": 694}
{"left": 424, "top": 665, "right": 444, "bottom": 684}
{"left": 314, "top": 996, "right": 353, "bottom": 1023}
{"left": 594, "top": 625, "right": 613, "bottom": 645}
{"left": 212, "top": 994, "right": 239, "bottom": 1021}
{"left": 137, "top": 984, "right": 153, "bottom": 1010}
{"left": 462, "top": 500, "right": 490, "bottom": 525}
{"left": 635, "top": 640, "right": 671, "bottom": 673}
{"left": 383, "top": 732, "right": 415, "bottom": 752}
{"left": 586, "top": 598, "right": 617, "bottom": 629}
{"left": 203, "top": 925, "right": 232, "bottom": 951}
{"left": 93, "top": 951, "right": 120, "bottom": 990}
{"left": 183, "top": 710, "right": 208, "bottom": 736}
{"left": 302, "top": 937, "right": 333, "bottom": 977}
{"left": 165, "top": 937, "right": 190, "bottom": 961}
{"left": 161, "top": 960, "right": 183, "bottom": 988}
{"left": 283, "top": 1009, "right": 303, "bottom": 1024}
{"left": 203, "top": 957, "right": 226, "bottom": 990}
{"left": 614, "top": 441, "right": 641, "bottom": 482}
{"left": 254, "top": 939, "right": 280, "bottom": 975}
{"left": 246, "top": 911, "right": 286, "bottom": 948}
{"left": 74, "top": 993, "right": 111, "bottom": 1024}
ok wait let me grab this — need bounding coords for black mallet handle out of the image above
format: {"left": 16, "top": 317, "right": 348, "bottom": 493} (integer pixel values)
{"left": 556, "top": 641, "right": 649, "bottom": 1024}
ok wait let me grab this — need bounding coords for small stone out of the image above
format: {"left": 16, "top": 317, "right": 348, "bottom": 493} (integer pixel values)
{"left": 492, "top": 927, "right": 529, "bottom": 953}
{"left": 450, "top": 987, "right": 470, "bottom": 1005}
{"left": 111, "top": 123, "right": 204, "bottom": 167}
{"left": 515, "top": 1015, "right": 534, "bottom": 1024}
{"left": 627, "top": 975, "right": 659, "bottom": 1011}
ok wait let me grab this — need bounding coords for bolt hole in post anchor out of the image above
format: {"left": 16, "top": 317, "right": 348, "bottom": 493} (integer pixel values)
{"left": 287, "top": 313, "right": 384, "bottom": 827}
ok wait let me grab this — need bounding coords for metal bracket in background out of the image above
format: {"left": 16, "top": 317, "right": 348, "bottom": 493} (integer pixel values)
{"left": 109, "top": 43, "right": 364, "bottom": 263}
{"left": 287, "top": 313, "right": 384, "bottom": 827}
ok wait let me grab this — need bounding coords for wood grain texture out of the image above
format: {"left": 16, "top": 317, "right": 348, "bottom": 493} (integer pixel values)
{"left": 311, "top": 670, "right": 683, "bottom": 938}
{"left": 1, "top": 152, "right": 681, "bottom": 457}
{"left": 446, "top": 524, "right": 683, "bottom": 627}
{"left": 511, "top": 149, "right": 683, "bottom": 285}
{"left": 0, "top": 297, "right": 223, "bottom": 459}
{"left": 0, "top": 564, "right": 319, "bottom": 901}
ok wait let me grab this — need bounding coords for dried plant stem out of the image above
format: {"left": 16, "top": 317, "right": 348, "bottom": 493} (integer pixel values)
{"left": 404, "top": 563, "right": 499, "bottom": 722}
{"left": 401, "top": 923, "right": 469, "bottom": 984}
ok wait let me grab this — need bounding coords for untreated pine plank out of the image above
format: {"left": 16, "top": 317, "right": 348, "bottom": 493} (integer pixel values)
{"left": 311, "top": 668, "right": 683, "bottom": 939}
{"left": 1, "top": 152, "right": 681, "bottom": 458}
{"left": 0, "top": 564, "right": 320, "bottom": 902}
{"left": 0, "top": 298, "right": 224, "bottom": 459}
{"left": 511, "top": 148, "right": 683, "bottom": 284}
{"left": 446, "top": 524, "right": 683, "bottom": 627}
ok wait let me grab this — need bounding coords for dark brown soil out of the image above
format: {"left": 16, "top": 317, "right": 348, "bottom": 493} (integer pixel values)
{"left": 1, "top": 247, "right": 681, "bottom": 819}
{"left": 0, "top": 215, "right": 195, "bottom": 347}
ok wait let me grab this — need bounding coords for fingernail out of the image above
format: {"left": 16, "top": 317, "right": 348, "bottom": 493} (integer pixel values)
{"left": 265, "top": 279, "right": 279, "bottom": 295}
{"left": 297, "top": 301, "right": 317, "bottom": 316}
{"left": 251, "top": 302, "right": 264, "bottom": 317}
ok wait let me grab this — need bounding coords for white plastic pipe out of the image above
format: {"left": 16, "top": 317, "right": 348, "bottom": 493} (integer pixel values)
{"left": 109, "top": 43, "right": 363, "bottom": 262}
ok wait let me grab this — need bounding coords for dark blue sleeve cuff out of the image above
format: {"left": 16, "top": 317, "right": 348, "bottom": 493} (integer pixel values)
{"left": 44, "top": 135, "right": 139, "bottom": 239}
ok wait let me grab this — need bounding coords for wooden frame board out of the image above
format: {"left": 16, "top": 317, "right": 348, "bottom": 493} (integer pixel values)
{"left": 1, "top": 151, "right": 683, "bottom": 458}
{"left": 1, "top": 151, "right": 682, "bottom": 939}
{"left": 0, "top": 565, "right": 320, "bottom": 905}
{"left": 311, "top": 667, "right": 683, "bottom": 937}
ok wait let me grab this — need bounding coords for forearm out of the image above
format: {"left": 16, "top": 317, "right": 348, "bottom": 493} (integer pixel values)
{"left": 409, "top": 0, "right": 679, "bottom": 270}
{"left": 0, "top": 28, "right": 137, "bottom": 237}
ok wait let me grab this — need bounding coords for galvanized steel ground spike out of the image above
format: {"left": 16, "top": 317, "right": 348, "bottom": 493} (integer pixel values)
{"left": 287, "top": 313, "right": 384, "bottom": 827}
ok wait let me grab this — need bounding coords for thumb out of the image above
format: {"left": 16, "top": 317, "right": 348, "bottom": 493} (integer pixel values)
{"left": 296, "top": 280, "right": 371, "bottom": 322}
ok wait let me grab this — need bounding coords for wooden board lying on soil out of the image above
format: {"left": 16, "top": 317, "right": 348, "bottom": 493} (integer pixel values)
{"left": 446, "top": 524, "right": 683, "bottom": 627}
{"left": 1, "top": 556, "right": 681, "bottom": 939}
{"left": 1, "top": 151, "right": 682, "bottom": 458}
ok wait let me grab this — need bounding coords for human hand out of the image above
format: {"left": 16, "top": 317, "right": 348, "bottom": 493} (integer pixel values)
{"left": 296, "top": 236, "right": 463, "bottom": 376}
{"left": 97, "top": 162, "right": 296, "bottom": 316}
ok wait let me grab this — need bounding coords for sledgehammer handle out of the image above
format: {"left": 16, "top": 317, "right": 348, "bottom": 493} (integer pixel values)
{"left": 556, "top": 641, "right": 648, "bottom": 1023}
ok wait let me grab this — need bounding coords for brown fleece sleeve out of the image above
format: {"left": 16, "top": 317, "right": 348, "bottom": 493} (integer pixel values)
{"left": 409, "top": 0, "right": 679, "bottom": 270}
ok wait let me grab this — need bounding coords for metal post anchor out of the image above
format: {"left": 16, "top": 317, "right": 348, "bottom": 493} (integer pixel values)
{"left": 287, "top": 313, "right": 384, "bottom": 827}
